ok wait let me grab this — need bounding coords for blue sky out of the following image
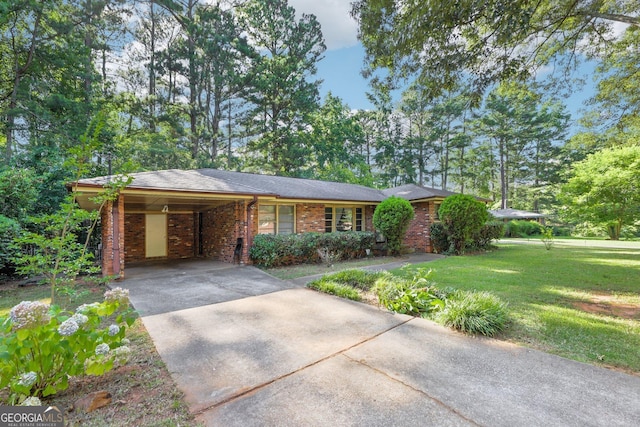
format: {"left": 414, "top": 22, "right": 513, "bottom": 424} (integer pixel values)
{"left": 290, "top": 0, "right": 596, "bottom": 124}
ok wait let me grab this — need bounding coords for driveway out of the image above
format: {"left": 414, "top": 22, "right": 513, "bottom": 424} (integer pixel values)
{"left": 123, "top": 260, "right": 640, "bottom": 426}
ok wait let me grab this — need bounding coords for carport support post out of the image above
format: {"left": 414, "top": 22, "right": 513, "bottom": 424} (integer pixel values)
{"left": 101, "top": 196, "right": 125, "bottom": 279}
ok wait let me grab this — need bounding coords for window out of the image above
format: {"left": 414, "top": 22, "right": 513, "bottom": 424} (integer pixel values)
{"left": 325, "top": 207, "right": 364, "bottom": 232}
{"left": 258, "top": 205, "right": 295, "bottom": 234}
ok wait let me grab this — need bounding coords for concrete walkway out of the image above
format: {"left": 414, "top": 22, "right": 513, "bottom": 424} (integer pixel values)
{"left": 124, "top": 259, "right": 640, "bottom": 426}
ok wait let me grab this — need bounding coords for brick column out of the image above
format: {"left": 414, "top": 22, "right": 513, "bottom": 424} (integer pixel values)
{"left": 101, "top": 196, "right": 125, "bottom": 279}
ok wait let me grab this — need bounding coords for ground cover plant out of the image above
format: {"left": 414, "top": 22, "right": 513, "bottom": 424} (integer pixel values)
{"left": 0, "top": 280, "right": 199, "bottom": 426}
{"left": 308, "top": 268, "right": 508, "bottom": 336}
{"left": 397, "top": 243, "right": 640, "bottom": 373}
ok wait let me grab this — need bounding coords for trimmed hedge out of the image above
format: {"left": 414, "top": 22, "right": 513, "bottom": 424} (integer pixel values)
{"left": 504, "top": 220, "right": 544, "bottom": 237}
{"left": 249, "top": 231, "right": 376, "bottom": 268}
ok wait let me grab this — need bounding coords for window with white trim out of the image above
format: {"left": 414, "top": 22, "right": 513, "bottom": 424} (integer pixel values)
{"left": 324, "top": 207, "right": 363, "bottom": 232}
{"left": 258, "top": 205, "right": 295, "bottom": 234}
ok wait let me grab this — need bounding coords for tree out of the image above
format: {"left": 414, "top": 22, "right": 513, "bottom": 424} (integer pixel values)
{"left": 560, "top": 145, "right": 640, "bottom": 240}
{"left": 351, "top": 0, "right": 640, "bottom": 99}
{"left": 240, "top": 0, "right": 326, "bottom": 175}
{"left": 438, "top": 194, "right": 489, "bottom": 254}
{"left": 373, "top": 196, "right": 415, "bottom": 256}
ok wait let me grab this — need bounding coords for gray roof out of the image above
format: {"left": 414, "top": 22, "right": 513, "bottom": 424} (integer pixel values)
{"left": 382, "top": 184, "right": 458, "bottom": 200}
{"left": 77, "top": 169, "right": 478, "bottom": 203}
{"left": 490, "top": 209, "right": 546, "bottom": 219}
{"left": 78, "top": 169, "right": 384, "bottom": 202}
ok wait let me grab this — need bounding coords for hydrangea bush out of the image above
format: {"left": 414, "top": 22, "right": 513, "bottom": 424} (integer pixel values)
{"left": 0, "top": 287, "right": 137, "bottom": 405}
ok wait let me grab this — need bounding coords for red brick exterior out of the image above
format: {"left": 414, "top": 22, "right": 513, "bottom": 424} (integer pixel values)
{"left": 168, "top": 214, "right": 196, "bottom": 259}
{"left": 203, "top": 201, "right": 246, "bottom": 263}
{"left": 295, "top": 203, "right": 325, "bottom": 233}
{"left": 124, "top": 213, "right": 145, "bottom": 263}
{"left": 106, "top": 197, "right": 437, "bottom": 276}
{"left": 101, "top": 197, "right": 125, "bottom": 279}
{"left": 403, "top": 201, "right": 432, "bottom": 253}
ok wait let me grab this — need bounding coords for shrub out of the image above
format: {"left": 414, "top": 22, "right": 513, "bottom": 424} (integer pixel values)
{"left": 0, "top": 215, "right": 21, "bottom": 273}
{"left": 429, "top": 222, "right": 451, "bottom": 254}
{"left": 373, "top": 196, "right": 415, "bottom": 256}
{"left": 434, "top": 291, "right": 508, "bottom": 336}
{"left": 373, "top": 271, "right": 443, "bottom": 316}
{"left": 504, "top": 220, "right": 544, "bottom": 237}
{"left": 470, "top": 221, "right": 505, "bottom": 250}
{"left": 439, "top": 195, "right": 489, "bottom": 254}
{"left": 250, "top": 232, "right": 375, "bottom": 267}
{"left": 307, "top": 280, "right": 361, "bottom": 301}
{"left": 0, "top": 287, "right": 137, "bottom": 404}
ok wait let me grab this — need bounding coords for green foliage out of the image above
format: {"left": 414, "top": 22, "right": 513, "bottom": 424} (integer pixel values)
{"left": 429, "top": 222, "right": 452, "bottom": 254}
{"left": 373, "top": 196, "right": 415, "bottom": 256}
{"left": 0, "top": 287, "right": 137, "bottom": 404}
{"left": 434, "top": 291, "right": 509, "bottom": 336}
{"left": 306, "top": 280, "right": 362, "bottom": 301}
{"left": 470, "top": 221, "right": 505, "bottom": 250}
{"left": 0, "top": 215, "right": 21, "bottom": 273}
{"left": 541, "top": 227, "right": 554, "bottom": 250}
{"left": 249, "top": 232, "right": 376, "bottom": 268}
{"left": 560, "top": 145, "right": 640, "bottom": 240}
{"left": 373, "top": 272, "right": 443, "bottom": 316}
{"left": 0, "top": 168, "right": 39, "bottom": 220}
{"left": 438, "top": 195, "right": 489, "bottom": 254}
{"left": 504, "top": 220, "right": 544, "bottom": 237}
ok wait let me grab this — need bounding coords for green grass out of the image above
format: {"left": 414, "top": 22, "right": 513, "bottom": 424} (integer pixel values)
{"left": 307, "top": 279, "right": 362, "bottom": 301}
{"left": 396, "top": 244, "right": 640, "bottom": 373}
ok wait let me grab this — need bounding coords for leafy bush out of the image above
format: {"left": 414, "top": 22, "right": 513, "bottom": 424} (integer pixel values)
{"left": 373, "top": 269, "right": 443, "bottom": 316}
{"left": 0, "top": 287, "right": 137, "bottom": 404}
{"left": 504, "top": 220, "right": 544, "bottom": 237}
{"left": 429, "top": 222, "right": 452, "bottom": 254}
{"left": 434, "top": 291, "right": 508, "bottom": 336}
{"left": 250, "top": 232, "right": 375, "bottom": 267}
{"left": 373, "top": 196, "right": 415, "bottom": 255}
{"left": 470, "top": 221, "right": 505, "bottom": 250}
{"left": 438, "top": 195, "right": 489, "bottom": 254}
{"left": 307, "top": 280, "right": 362, "bottom": 301}
{"left": 0, "top": 215, "right": 21, "bottom": 273}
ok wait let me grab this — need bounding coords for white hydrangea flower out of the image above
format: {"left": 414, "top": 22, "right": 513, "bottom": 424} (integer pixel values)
{"left": 21, "top": 396, "right": 42, "bottom": 406}
{"left": 121, "top": 338, "right": 130, "bottom": 345}
{"left": 71, "top": 313, "right": 89, "bottom": 326}
{"left": 17, "top": 371, "right": 38, "bottom": 388}
{"left": 104, "top": 287, "right": 129, "bottom": 305}
{"left": 76, "top": 302, "right": 100, "bottom": 314}
{"left": 9, "top": 301, "right": 50, "bottom": 330}
{"left": 107, "top": 324, "right": 120, "bottom": 336}
{"left": 57, "top": 318, "right": 79, "bottom": 336}
{"left": 114, "top": 345, "right": 131, "bottom": 365}
{"left": 95, "top": 343, "right": 110, "bottom": 356}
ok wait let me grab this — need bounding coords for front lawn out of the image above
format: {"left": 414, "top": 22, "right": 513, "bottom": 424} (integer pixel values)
{"left": 396, "top": 243, "right": 640, "bottom": 373}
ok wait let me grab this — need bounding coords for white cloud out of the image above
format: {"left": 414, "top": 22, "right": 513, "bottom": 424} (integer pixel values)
{"left": 289, "top": 0, "right": 359, "bottom": 50}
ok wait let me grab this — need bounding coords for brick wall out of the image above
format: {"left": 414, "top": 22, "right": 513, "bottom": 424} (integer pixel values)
{"left": 402, "top": 201, "right": 433, "bottom": 253}
{"left": 167, "top": 214, "right": 195, "bottom": 259}
{"left": 202, "top": 201, "right": 244, "bottom": 263}
{"left": 124, "top": 213, "right": 145, "bottom": 263}
{"left": 295, "top": 203, "right": 325, "bottom": 233}
{"left": 101, "top": 197, "right": 125, "bottom": 278}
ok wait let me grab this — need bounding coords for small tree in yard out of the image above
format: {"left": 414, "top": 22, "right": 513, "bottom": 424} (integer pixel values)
{"left": 373, "top": 196, "right": 415, "bottom": 255}
{"left": 439, "top": 194, "right": 489, "bottom": 254}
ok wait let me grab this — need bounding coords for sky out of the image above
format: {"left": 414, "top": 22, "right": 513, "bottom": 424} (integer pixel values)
{"left": 289, "top": 0, "right": 597, "bottom": 121}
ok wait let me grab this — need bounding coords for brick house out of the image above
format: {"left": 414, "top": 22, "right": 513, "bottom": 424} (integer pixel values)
{"left": 73, "top": 169, "right": 460, "bottom": 278}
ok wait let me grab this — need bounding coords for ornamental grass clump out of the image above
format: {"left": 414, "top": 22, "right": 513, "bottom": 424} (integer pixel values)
{"left": 434, "top": 291, "right": 508, "bottom": 336}
{"left": 0, "top": 287, "right": 137, "bottom": 405}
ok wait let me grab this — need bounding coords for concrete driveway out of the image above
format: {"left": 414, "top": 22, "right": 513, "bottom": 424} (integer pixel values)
{"left": 124, "top": 261, "right": 640, "bottom": 426}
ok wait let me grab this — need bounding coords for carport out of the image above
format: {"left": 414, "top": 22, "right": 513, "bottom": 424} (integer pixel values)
{"left": 73, "top": 170, "right": 275, "bottom": 279}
